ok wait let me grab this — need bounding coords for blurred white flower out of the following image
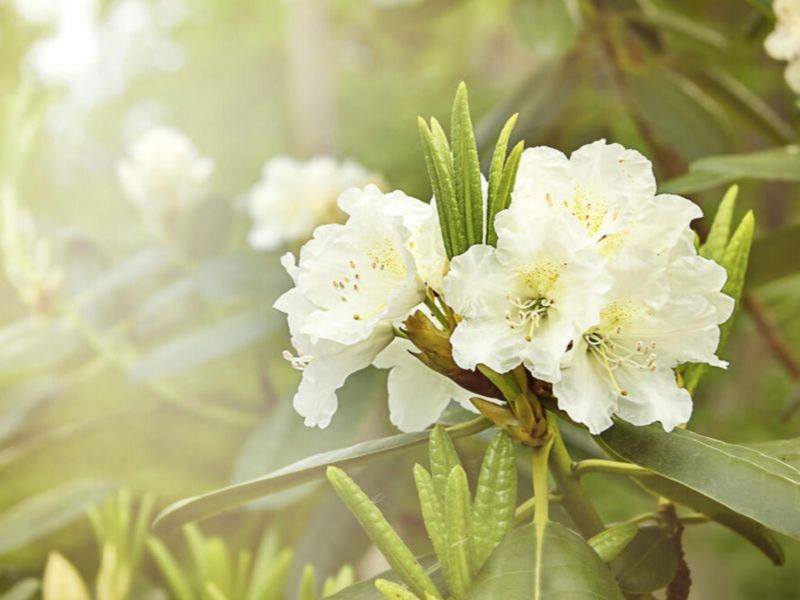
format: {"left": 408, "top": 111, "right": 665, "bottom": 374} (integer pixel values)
{"left": 274, "top": 185, "right": 432, "bottom": 427}
{"left": 765, "top": 0, "right": 800, "bottom": 93}
{"left": 246, "top": 157, "right": 382, "bottom": 251}
{"left": 2, "top": 192, "right": 64, "bottom": 313}
{"left": 116, "top": 126, "right": 214, "bottom": 235}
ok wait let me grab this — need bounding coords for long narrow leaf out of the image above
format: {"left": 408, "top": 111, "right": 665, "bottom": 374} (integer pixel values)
{"left": 451, "top": 83, "right": 483, "bottom": 246}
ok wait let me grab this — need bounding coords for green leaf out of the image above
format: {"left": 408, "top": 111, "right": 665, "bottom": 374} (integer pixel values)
{"left": 0, "top": 376, "right": 62, "bottom": 444}
{"left": 131, "top": 305, "right": 278, "bottom": 381}
{"left": 611, "top": 526, "right": 678, "bottom": 594}
{"left": 428, "top": 425, "right": 462, "bottom": 500}
{"left": 699, "top": 185, "right": 738, "bottom": 263}
{"left": 299, "top": 566, "right": 319, "bottom": 600}
{"left": 510, "top": 0, "right": 581, "bottom": 58}
{"left": 634, "top": 476, "right": 784, "bottom": 565}
{"left": 588, "top": 522, "right": 638, "bottom": 563}
{"left": 443, "top": 466, "right": 474, "bottom": 599}
{"left": 748, "top": 437, "right": 800, "bottom": 469}
{"left": 451, "top": 83, "right": 483, "bottom": 247}
{"left": 147, "top": 537, "right": 196, "bottom": 600}
{"left": 247, "top": 534, "right": 293, "bottom": 600}
{"left": 485, "top": 114, "right": 519, "bottom": 247}
{"left": 323, "top": 566, "right": 356, "bottom": 597}
{"left": 747, "top": 223, "right": 800, "bottom": 288}
{"left": 0, "top": 480, "right": 112, "bottom": 555}
{"left": 465, "top": 522, "right": 625, "bottom": 599}
{"left": 660, "top": 146, "right": 800, "bottom": 194}
{"left": 492, "top": 142, "right": 523, "bottom": 233}
{"left": 0, "top": 579, "right": 40, "bottom": 600}
{"left": 374, "top": 579, "right": 418, "bottom": 600}
{"left": 600, "top": 419, "right": 800, "bottom": 540}
{"left": 683, "top": 210, "right": 754, "bottom": 392}
{"left": 327, "top": 468, "right": 441, "bottom": 600}
{"left": 469, "top": 431, "right": 517, "bottom": 569}
{"left": 154, "top": 418, "right": 489, "bottom": 532}
{"left": 419, "top": 118, "right": 454, "bottom": 258}
{"left": 327, "top": 556, "right": 441, "bottom": 600}
{"left": 42, "top": 553, "right": 90, "bottom": 600}
{"left": 413, "top": 466, "right": 451, "bottom": 591}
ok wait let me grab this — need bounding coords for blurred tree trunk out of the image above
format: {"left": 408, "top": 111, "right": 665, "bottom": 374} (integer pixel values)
{"left": 285, "top": 0, "right": 339, "bottom": 156}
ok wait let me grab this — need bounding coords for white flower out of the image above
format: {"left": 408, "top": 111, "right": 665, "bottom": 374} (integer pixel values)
{"left": 443, "top": 202, "right": 609, "bottom": 382}
{"left": 117, "top": 126, "right": 213, "bottom": 234}
{"left": 246, "top": 157, "right": 381, "bottom": 251}
{"left": 274, "top": 185, "right": 432, "bottom": 427}
{"left": 373, "top": 338, "right": 478, "bottom": 432}
{"left": 765, "top": 0, "right": 800, "bottom": 93}
{"left": 554, "top": 248, "right": 733, "bottom": 434}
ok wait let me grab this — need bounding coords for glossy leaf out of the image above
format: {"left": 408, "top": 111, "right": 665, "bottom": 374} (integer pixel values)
{"left": 0, "top": 480, "right": 112, "bottom": 555}
{"left": 327, "top": 467, "right": 441, "bottom": 599}
{"left": 611, "top": 526, "right": 678, "bottom": 593}
{"left": 635, "top": 476, "right": 784, "bottom": 565}
{"left": 464, "top": 522, "right": 625, "bottom": 599}
{"left": 600, "top": 420, "right": 800, "bottom": 540}
{"left": 747, "top": 437, "right": 800, "bottom": 470}
{"left": 588, "top": 522, "right": 638, "bottom": 563}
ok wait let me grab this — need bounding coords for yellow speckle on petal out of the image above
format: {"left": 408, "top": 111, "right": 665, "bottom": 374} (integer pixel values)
{"left": 571, "top": 187, "right": 608, "bottom": 236}
{"left": 516, "top": 260, "right": 562, "bottom": 297}
{"left": 366, "top": 239, "right": 407, "bottom": 278}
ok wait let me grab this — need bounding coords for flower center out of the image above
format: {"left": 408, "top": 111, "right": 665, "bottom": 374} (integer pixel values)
{"left": 584, "top": 331, "right": 658, "bottom": 396}
{"left": 505, "top": 296, "right": 554, "bottom": 342}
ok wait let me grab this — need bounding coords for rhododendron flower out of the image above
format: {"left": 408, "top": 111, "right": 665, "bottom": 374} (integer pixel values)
{"left": 275, "top": 185, "right": 433, "bottom": 427}
{"left": 117, "top": 126, "right": 213, "bottom": 234}
{"left": 246, "top": 156, "right": 381, "bottom": 251}
{"left": 765, "top": 0, "right": 800, "bottom": 93}
{"left": 443, "top": 202, "right": 609, "bottom": 383}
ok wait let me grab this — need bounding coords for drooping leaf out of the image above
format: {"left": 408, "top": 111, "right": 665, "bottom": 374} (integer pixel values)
{"left": 326, "top": 467, "right": 441, "bottom": 600}
{"left": 611, "top": 526, "right": 678, "bottom": 594}
{"left": 153, "top": 417, "right": 489, "bottom": 533}
{"left": 0, "top": 480, "right": 112, "bottom": 555}
{"left": 131, "top": 305, "right": 278, "bottom": 381}
{"left": 464, "top": 522, "right": 625, "bottom": 599}
{"left": 600, "top": 419, "right": 800, "bottom": 541}
{"left": 660, "top": 146, "right": 800, "bottom": 194}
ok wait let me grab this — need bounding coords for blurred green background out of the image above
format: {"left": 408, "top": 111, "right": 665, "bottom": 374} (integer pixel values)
{"left": 0, "top": 0, "right": 799, "bottom": 598}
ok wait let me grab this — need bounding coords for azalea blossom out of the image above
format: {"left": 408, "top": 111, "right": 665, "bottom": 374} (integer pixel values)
{"left": 765, "top": 0, "right": 800, "bottom": 93}
{"left": 443, "top": 201, "right": 609, "bottom": 382}
{"left": 246, "top": 156, "right": 382, "bottom": 251}
{"left": 274, "top": 185, "right": 433, "bottom": 427}
{"left": 117, "top": 126, "right": 213, "bottom": 235}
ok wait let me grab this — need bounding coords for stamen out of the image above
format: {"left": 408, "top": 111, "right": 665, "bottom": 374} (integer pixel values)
{"left": 283, "top": 349, "right": 312, "bottom": 370}
{"left": 353, "top": 303, "right": 387, "bottom": 321}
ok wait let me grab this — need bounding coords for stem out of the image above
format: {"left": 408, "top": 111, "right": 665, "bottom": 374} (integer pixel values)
{"left": 514, "top": 494, "right": 562, "bottom": 525}
{"left": 424, "top": 296, "right": 449, "bottom": 329}
{"left": 548, "top": 419, "right": 606, "bottom": 538}
{"left": 531, "top": 424, "right": 555, "bottom": 600}
{"left": 445, "top": 415, "right": 493, "bottom": 438}
{"left": 573, "top": 459, "right": 653, "bottom": 478}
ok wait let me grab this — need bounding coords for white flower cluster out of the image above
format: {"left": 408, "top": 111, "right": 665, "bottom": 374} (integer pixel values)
{"left": 117, "top": 126, "right": 214, "bottom": 236}
{"left": 765, "top": 0, "right": 800, "bottom": 93}
{"left": 245, "top": 157, "right": 382, "bottom": 251}
{"left": 276, "top": 141, "right": 732, "bottom": 434}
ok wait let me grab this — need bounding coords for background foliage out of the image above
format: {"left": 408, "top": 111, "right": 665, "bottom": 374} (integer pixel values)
{"left": 1, "top": 0, "right": 800, "bottom": 598}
